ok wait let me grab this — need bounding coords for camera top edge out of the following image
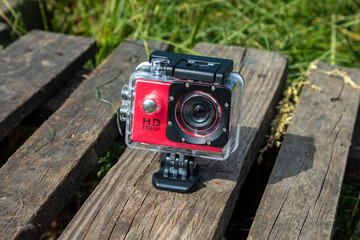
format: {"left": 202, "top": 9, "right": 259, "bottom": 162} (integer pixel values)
{"left": 149, "top": 50, "right": 233, "bottom": 85}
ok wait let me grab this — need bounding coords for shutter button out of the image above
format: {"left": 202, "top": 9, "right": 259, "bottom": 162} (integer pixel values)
{"left": 143, "top": 99, "right": 157, "bottom": 113}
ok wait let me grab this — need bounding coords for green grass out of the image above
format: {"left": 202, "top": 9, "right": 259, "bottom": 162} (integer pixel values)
{"left": 3, "top": 0, "right": 360, "bottom": 72}
{"left": 43, "top": 0, "right": 360, "bottom": 72}
{"left": 2, "top": 0, "right": 360, "bottom": 238}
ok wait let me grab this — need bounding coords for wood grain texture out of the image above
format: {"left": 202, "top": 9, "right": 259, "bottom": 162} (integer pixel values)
{"left": 59, "top": 43, "right": 288, "bottom": 240}
{"left": 0, "top": 30, "right": 97, "bottom": 142}
{"left": 34, "top": 68, "right": 93, "bottom": 119}
{"left": 248, "top": 62, "right": 360, "bottom": 240}
{"left": 0, "top": 39, "right": 168, "bottom": 240}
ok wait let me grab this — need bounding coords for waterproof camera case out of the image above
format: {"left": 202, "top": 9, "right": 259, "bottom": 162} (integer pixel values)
{"left": 120, "top": 51, "right": 244, "bottom": 192}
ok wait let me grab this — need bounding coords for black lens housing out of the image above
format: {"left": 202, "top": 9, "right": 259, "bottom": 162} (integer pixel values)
{"left": 166, "top": 80, "right": 231, "bottom": 147}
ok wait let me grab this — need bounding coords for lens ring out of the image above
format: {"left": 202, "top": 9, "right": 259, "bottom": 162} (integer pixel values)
{"left": 175, "top": 91, "right": 222, "bottom": 137}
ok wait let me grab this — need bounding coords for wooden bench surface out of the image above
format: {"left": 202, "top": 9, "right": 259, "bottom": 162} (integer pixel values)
{"left": 33, "top": 68, "right": 92, "bottom": 119}
{"left": 0, "top": 30, "right": 96, "bottom": 142}
{"left": 58, "top": 44, "right": 288, "bottom": 240}
{"left": 248, "top": 62, "right": 360, "bottom": 239}
{"left": 0, "top": 39, "right": 168, "bottom": 240}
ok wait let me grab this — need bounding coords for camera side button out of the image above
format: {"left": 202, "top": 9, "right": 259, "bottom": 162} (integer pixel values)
{"left": 142, "top": 99, "right": 157, "bottom": 114}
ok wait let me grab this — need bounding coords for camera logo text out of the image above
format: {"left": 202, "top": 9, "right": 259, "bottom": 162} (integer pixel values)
{"left": 142, "top": 117, "right": 160, "bottom": 132}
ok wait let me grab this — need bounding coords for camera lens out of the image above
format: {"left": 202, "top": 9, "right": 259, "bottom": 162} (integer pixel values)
{"left": 175, "top": 91, "right": 221, "bottom": 136}
{"left": 192, "top": 104, "right": 208, "bottom": 122}
{"left": 182, "top": 97, "right": 216, "bottom": 130}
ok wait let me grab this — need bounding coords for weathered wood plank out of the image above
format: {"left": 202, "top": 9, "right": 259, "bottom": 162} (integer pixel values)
{"left": 59, "top": 44, "right": 288, "bottom": 240}
{"left": 32, "top": 68, "right": 92, "bottom": 119}
{"left": 248, "top": 62, "right": 360, "bottom": 240}
{"left": 0, "top": 30, "right": 96, "bottom": 142}
{"left": 0, "top": 40, "right": 169, "bottom": 240}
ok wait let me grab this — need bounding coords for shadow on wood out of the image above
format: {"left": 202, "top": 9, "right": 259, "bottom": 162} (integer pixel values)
{"left": 267, "top": 134, "right": 315, "bottom": 185}
{"left": 198, "top": 130, "right": 315, "bottom": 185}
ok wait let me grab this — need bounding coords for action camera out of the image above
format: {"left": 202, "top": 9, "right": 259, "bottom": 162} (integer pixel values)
{"left": 120, "top": 51, "right": 243, "bottom": 193}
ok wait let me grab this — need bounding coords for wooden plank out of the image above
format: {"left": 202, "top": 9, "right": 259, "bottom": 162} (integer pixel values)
{"left": 32, "top": 68, "right": 93, "bottom": 119}
{"left": 0, "top": 40, "right": 169, "bottom": 240}
{"left": 0, "top": 30, "right": 96, "bottom": 142}
{"left": 59, "top": 44, "right": 288, "bottom": 240}
{"left": 248, "top": 62, "right": 360, "bottom": 240}
{"left": 346, "top": 108, "right": 360, "bottom": 180}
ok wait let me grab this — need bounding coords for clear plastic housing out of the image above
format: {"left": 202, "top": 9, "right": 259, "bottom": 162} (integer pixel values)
{"left": 121, "top": 61, "right": 244, "bottom": 161}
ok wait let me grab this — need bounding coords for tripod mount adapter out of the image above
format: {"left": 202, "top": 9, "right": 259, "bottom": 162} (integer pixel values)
{"left": 152, "top": 153, "right": 200, "bottom": 193}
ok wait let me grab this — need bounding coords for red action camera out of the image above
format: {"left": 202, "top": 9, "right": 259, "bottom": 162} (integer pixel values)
{"left": 131, "top": 77, "right": 232, "bottom": 152}
{"left": 119, "top": 51, "right": 243, "bottom": 192}
{"left": 120, "top": 51, "right": 243, "bottom": 160}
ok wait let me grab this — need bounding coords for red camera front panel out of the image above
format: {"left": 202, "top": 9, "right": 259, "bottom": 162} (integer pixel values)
{"left": 131, "top": 79, "right": 222, "bottom": 153}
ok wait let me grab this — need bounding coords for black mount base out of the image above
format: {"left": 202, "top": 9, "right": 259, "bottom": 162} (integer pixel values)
{"left": 152, "top": 153, "right": 200, "bottom": 193}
